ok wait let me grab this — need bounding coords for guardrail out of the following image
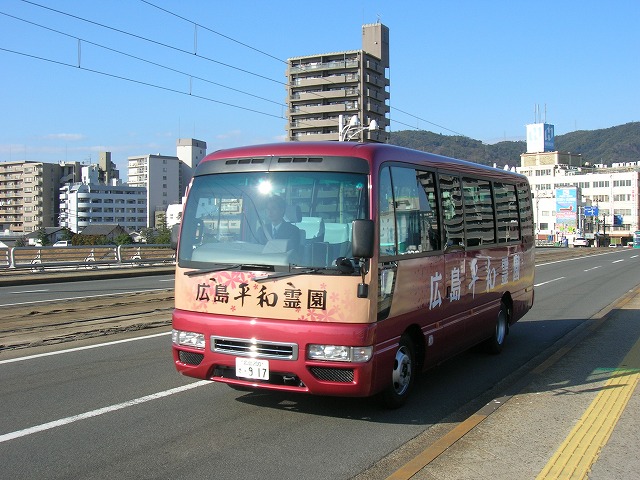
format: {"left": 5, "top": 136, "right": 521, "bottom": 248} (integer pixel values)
{"left": 0, "top": 244, "right": 175, "bottom": 271}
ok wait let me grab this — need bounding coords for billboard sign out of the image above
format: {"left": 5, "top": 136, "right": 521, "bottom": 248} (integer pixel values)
{"left": 555, "top": 188, "right": 577, "bottom": 226}
{"left": 526, "top": 123, "right": 555, "bottom": 153}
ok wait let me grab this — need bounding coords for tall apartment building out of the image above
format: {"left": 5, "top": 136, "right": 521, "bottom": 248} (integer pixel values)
{"left": 59, "top": 165, "right": 147, "bottom": 233}
{"left": 127, "top": 154, "right": 180, "bottom": 228}
{"left": 286, "top": 23, "right": 390, "bottom": 142}
{"left": 176, "top": 138, "right": 207, "bottom": 198}
{"left": 0, "top": 161, "right": 61, "bottom": 234}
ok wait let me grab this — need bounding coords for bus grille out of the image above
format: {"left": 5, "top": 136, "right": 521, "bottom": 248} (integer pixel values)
{"left": 211, "top": 336, "right": 298, "bottom": 360}
{"left": 309, "top": 367, "right": 354, "bottom": 383}
{"left": 178, "top": 350, "right": 204, "bottom": 366}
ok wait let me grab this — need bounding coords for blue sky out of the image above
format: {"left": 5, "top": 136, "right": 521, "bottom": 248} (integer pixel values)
{"left": 1, "top": 0, "right": 638, "bottom": 174}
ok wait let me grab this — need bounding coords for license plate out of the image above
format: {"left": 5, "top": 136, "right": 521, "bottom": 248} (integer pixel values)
{"left": 235, "top": 358, "right": 269, "bottom": 380}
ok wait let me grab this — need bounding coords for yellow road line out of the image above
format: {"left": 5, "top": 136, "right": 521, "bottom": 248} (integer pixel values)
{"left": 536, "top": 336, "right": 640, "bottom": 479}
{"left": 386, "top": 397, "right": 507, "bottom": 480}
{"left": 386, "top": 414, "right": 486, "bottom": 480}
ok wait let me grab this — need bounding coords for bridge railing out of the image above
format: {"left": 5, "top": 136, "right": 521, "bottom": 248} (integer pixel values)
{"left": 0, "top": 244, "right": 175, "bottom": 271}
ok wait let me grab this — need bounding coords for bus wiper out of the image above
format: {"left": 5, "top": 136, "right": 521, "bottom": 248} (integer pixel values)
{"left": 185, "top": 264, "right": 241, "bottom": 277}
{"left": 185, "top": 263, "right": 277, "bottom": 277}
{"left": 252, "top": 266, "right": 321, "bottom": 283}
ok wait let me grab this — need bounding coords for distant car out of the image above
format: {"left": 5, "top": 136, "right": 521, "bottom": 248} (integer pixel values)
{"left": 608, "top": 243, "right": 619, "bottom": 248}
{"left": 52, "top": 240, "right": 70, "bottom": 247}
{"left": 573, "top": 237, "right": 589, "bottom": 247}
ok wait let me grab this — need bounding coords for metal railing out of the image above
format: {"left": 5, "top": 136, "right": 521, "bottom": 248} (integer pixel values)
{"left": 0, "top": 244, "right": 175, "bottom": 271}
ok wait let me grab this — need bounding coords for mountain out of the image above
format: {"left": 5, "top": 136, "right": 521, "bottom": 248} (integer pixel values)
{"left": 388, "top": 122, "right": 640, "bottom": 167}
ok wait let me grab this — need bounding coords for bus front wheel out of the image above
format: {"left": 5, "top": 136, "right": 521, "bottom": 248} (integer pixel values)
{"left": 380, "top": 334, "right": 415, "bottom": 409}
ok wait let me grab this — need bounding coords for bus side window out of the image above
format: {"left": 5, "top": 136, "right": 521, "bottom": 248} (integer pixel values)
{"left": 517, "top": 181, "right": 535, "bottom": 244}
{"left": 462, "top": 178, "right": 495, "bottom": 247}
{"left": 417, "top": 170, "right": 441, "bottom": 251}
{"left": 494, "top": 182, "right": 519, "bottom": 243}
{"left": 378, "top": 167, "right": 397, "bottom": 256}
{"left": 438, "top": 174, "right": 464, "bottom": 248}
{"left": 388, "top": 167, "right": 441, "bottom": 254}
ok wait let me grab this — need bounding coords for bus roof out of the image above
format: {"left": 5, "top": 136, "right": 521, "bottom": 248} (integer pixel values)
{"left": 199, "top": 142, "right": 527, "bottom": 181}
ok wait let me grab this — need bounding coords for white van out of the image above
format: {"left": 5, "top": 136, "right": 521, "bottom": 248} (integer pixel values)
{"left": 573, "top": 237, "right": 589, "bottom": 247}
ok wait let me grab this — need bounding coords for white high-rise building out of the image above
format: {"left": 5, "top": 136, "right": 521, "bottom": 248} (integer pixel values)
{"left": 127, "top": 154, "right": 181, "bottom": 228}
{"left": 177, "top": 138, "right": 207, "bottom": 197}
{"left": 59, "top": 165, "right": 147, "bottom": 233}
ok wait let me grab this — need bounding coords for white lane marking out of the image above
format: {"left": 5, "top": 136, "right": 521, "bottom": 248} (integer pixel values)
{"left": 631, "top": 255, "right": 639, "bottom": 259}
{"left": 536, "top": 250, "right": 624, "bottom": 267}
{"left": 0, "top": 331, "right": 171, "bottom": 365}
{"left": 158, "top": 279, "right": 174, "bottom": 282}
{"left": 0, "top": 380, "right": 210, "bottom": 444}
{"left": 612, "top": 259, "right": 624, "bottom": 264}
{"left": 0, "top": 287, "right": 170, "bottom": 308}
{"left": 534, "top": 277, "right": 565, "bottom": 287}
{"left": 11, "top": 289, "right": 50, "bottom": 294}
{"left": 584, "top": 266, "right": 602, "bottom": 272}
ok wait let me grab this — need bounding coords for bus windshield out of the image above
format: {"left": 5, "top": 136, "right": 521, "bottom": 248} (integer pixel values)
{"left": 178, "top": 171, "right": 368, "bottom": 270}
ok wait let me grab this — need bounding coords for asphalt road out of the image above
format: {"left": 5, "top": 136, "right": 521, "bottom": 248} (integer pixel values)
{"left": 0, "top": 248, "right": 638, "bottom": 479}
{"left": 0, "top": 273, "right": 174, "bottom": 306}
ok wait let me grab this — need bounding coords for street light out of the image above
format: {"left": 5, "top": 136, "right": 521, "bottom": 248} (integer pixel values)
{"left": 338, "top": 114, "right": 378, "bottom": 142}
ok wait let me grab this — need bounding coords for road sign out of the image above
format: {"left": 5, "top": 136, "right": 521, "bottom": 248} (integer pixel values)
{"left": 584, "top": 206, "right": 599, "bottom": 217}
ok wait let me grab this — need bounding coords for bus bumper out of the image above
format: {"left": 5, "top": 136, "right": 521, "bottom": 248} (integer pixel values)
{"left": 172, "top": 308, "right": 382, "bottom": 398}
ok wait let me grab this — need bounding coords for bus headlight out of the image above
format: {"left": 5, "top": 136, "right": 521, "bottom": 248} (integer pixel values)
{"left": 172, "top": 329, "right": 205, "bottom": 349}
{"left": 308, "top": 345, "right": 372, "bottom": 363}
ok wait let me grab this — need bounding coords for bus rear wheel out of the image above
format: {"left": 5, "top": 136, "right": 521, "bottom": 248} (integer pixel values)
{"left": 380, "top": 334, "right": 415, "bottom": 409}
{"left": 484, "top": 301, "right": 509, "bottom": 354}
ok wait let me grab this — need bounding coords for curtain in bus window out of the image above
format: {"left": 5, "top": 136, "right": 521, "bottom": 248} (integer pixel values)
{"left": 517, "top": 181, "right": 534, "bottom": 243}
{"left": 462, "top": 178, "right": 495, "bottom": 247}
{"left": 417, "top": 170, "right": 441, "bottom": 251}
{"left": 378, "top": 167, "right": 397, "bottom": 256}
{"left": 494, "top": 182, "right": 520, "bottom": 243}
{"left": 438, "top": 174, "right": 464, "bottom": 249}
{"left": 389, "top": 167, "right": 441, "bottom": 254}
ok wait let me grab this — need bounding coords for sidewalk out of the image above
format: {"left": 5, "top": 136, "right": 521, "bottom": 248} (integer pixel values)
{"left": 400, "top": 286, "right": 640, "bottom": 480}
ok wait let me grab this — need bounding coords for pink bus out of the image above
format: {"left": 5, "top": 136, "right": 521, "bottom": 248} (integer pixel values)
{"left": 172, "top": 142, "right": 534, "bottom": 407}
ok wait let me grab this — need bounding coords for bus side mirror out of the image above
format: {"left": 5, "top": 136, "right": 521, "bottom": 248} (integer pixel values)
{"left": 352, "top": 219, "right": 375, "bottom": 258}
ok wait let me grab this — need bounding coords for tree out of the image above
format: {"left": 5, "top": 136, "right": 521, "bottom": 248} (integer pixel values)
{"left": 36, "top": 227, "right": 50, "bottom": 246}
{"left": 154, "top": 227, "right": 171, "bottom": 245}
{"left": 140, "top": 227, "right": 171, "bottom": 245}
{"left": 72, "top": 234, "right": 109, "bottom": 245}
{"left": 60, "top": 228, "right": 74, "bottom": 243}
{"left": 115, "top": 233, "right": 134, "bottom": 245}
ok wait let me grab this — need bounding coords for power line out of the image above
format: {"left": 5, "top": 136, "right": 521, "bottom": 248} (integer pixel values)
{"left": 390, "top": 106, "right": 467, "bottom": 136}
{"left": 0, "top": 46, "right": 285, "bottom": 120}
{"left": 0, "top": 11, "right": 284, "bottom": 109}
{"left": 139, "top": 0, "right": 287, "bottom": 65}
{"left": 7, "top": 3, "right": 333, "bottom": 130}
{"left": 21, "top": 0, "right": 285, "bottom": 86}
{"left": 136, "top": 1, "right": 468, "bottom": 137}
{"left": 16, "top": 0, "right": 468, "bottom": 138}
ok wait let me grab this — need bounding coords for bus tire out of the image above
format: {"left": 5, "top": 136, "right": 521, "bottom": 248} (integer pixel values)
{"left": 380, "top": 334, "right": 415, "bottom": 409}
{"left": 485, "top": 301, "right": 509, "bottom": 354}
